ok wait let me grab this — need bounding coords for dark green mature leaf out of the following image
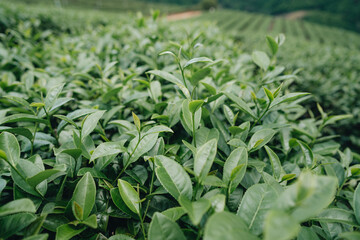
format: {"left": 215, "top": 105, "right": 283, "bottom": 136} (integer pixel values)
{"left": 0, "top": 132, "right": 20, "bottom": 166}
{"left": 204, "top": 211, "right": 259, "bottom": 240}
{"left": 237, "top": 183, "right": 278, "bottom": 235}
{"left": 0, "top": 199, "right": 36, "bottom": 217}
{"left": 0, "top": 213, "right": 37, "bottom": 239}
{"left": 155, "top": 155, "right": 193, "bottom": 200}
{"left": 264, "top": 210, "right": 300, "bottom": 240}
{"left": 67, "top": 172, "right": 96, "bottom": 220}
{"left": 179, "top": 195, "right": 211, "bottom": 225}
{"left": 194, "top": 139, "right": 217, "bottom": 183}
{"left": 118, "top": 179, "right": 140, "bottom": 215}
{"left": 148, "top": 213, "right": 186, "bottom": 240}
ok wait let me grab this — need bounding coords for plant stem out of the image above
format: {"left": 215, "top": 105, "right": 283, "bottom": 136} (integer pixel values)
{"left": 113, "top": 132, "right": 142, "bottom": 184}
{"left": 43, "top": 107, "right": 59, "bottom": 146}
{"left": 250, "top": 102, "right": 270, "bottom": 131}
{"left": 192, "top": 112, "right": 197, "bottom": 148}
{"left": 193, "top": 181, "right": 200, "bottom": 200}
{"left": 143, "top": 160, "right": 156, "bottom": 222}
{"left": 30, "top": 122, "right": 39, "bottom": 156}
{"left": 138, "top": 211, "right": 147, "bottom": 239}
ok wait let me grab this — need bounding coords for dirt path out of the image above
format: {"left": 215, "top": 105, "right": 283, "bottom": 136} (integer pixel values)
{"left": 281, "top": 10, "right": 308, "bottom": 20}
{"left": 166, "top": 11, "right": 202, "bottom": 21}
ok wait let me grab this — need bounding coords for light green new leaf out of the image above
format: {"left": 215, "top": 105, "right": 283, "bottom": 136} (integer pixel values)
{"left": 189, "top": 100, "right": 204, "bottom": 114}
{"left": 223, "top": 147, "right": 248, "bottom": 193}
{"left": 311, "top": 208, "right": 360, "bottom": 227}
{"left": 204, "top": 211, "right": 259, "bottom": 240}
{"left": 252, "top": 51, "right": 270, "bottom": 71}
{"left": 184, "top": 57, "right": 213, "bottom": 68}
{"left": 143, "top": 125, "right": 173, "bottom": 136}
{"left": 148, "top": 213, "right": 186, "bottom": 240}
{"left": 0, "top": 199, "right": 36, "bottom": 217}
{"left": 161, "top": 207, "right": 186, "bottom": 221}
{"left": 194, "top": 139, "right": 217, "bottom": 183}
{"left": 45, "top": 83, "right": 65, "bottom": 112}
{"left": 191, "top": 68, "right": 211, "bottom": 86}
{"left": 127, "top": 133, "right": 159, "bottom": 164}
{"left": 147, "top": 70, "right": 183, "bottom": 85}
{"left": 118, "top": 179, "right": 140, "bottom": 215}
{"left": 0, "top": 127, "right": 33, "bottom": 141}
{"left": 263, "top": 87, "right": 274, "bottom": 102}
{"left": 132, "top": 112, "right": 141, "bottom": 131}
{"left": 248, "top": 129, "right": 276, "bottom": 152}
{"left": 81, "top": 111, "right": 105, "bottom": 140}
{"left": 0, "top": 114, "right": 47, "bottom": 125}
{"left": 237, "top": 183, "right": 278, "bottom": 235}
{"left": 110, "top": 188, "right": 138, "bottom": 219}
{"left": 179, "top": 195, "right": 211, "bottom": 225}
{"left": 108, "top": 234, "right": 135, "bottom": 240}
{"left": 0, "top": 132, "right": 20, "bottom": 167}
{"left": 289, "top": 139, "right": 314, "bottom": 167}
{"left": 55, "top": 224, "right": 85, "bottom": 240}
{"left": 26, "top": 164, "right": 66, "bottom": 187}
{"left": 297, "top": 227, "right": 320, "bottom": 240}
{"left": 69, "top": 172, "right": 96, "bottom": 220}
{"left": 90, "top": 142, "right": 126, "bottom": 163}
{"left": 354, "top": 183, "right": 360, "bottom": 223}
{"left": 264, "top": 146, "right": 284, "bottom": 180}
{"left": 339, "top": 232, "right": 360, "bottom": 240}
{"left": 275, "top": 172, "right": 337, "bottom": 222}
{"left": 270, "top": 92, "right": 310, "bottom": 108}
{"left": 266, "top": 36, "right": 278, "bottom": 55}
{"left": 264, "top": 210, "right": 300, "bottom": 240}
{"left": 223, "top": 92, "right": 256, "bottom": 119}
{"left": 155, "top": 155, "right": 193, "bottom": 200}
{"left": 23, "top": 234, "right": 49, "bottom": 240}
{"left": 82, "top": 214, "right": 97, "bottom": 228}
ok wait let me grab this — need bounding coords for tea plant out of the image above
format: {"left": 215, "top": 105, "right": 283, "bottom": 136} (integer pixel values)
{"left": 0, "top": 3, "right": 360, "bottom": 240}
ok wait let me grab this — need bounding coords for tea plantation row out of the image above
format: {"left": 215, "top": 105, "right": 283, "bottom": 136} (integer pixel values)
{"left": 0, "top": 2, "right": 360, "bottom": 240}
{"left": 190, "top": 10, "right": 360, "bottom": 151}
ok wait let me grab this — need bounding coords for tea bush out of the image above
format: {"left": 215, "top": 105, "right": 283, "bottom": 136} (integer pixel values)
{"left": 0, "top": 3, "right": 359, "bottom": 240}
